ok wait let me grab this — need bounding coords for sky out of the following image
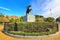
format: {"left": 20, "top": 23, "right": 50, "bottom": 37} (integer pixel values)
{"left": 0, "top": 0, "right": 60, "bottom": 18}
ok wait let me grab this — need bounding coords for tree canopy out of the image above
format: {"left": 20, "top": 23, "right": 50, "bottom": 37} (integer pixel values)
{"left": 44, "top": 17, "right": 55, "bottom": 22}
{"left": 0, "top": 13, "right": 4, "bottom": 17}
{"left": 56, "top": 17, "right": 60, "bottom": 22}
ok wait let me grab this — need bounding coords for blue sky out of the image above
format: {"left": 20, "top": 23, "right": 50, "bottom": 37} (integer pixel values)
{"left": 0, "top": 0, "right": 30, "bottom": 16}
{"left": 0, "top": 0, "right": 60, "bottom": 18}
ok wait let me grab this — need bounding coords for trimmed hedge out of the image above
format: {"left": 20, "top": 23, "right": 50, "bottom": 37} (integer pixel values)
{"left": 8, "top": 22, "right": 57, "bottom": 33}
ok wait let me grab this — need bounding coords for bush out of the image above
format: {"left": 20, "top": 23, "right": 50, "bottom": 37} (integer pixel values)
{"left": 6, "top": 22, "right": 58, "bottom": 36}
{"left": 8, "top": 22, "right": 57, "bottom": 33}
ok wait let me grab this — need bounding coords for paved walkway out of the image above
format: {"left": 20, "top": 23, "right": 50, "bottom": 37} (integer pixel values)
{"left": 0, "top": 25, "right": 60, "bottom": 40}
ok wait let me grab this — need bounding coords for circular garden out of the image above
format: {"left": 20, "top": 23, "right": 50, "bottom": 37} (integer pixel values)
{"left": 5, "top": 22, "right": 58, "bottom": 36}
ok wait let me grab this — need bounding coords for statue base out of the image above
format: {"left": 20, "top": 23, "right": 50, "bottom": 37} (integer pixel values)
{"left": 23, "top": 14, "right": 35, "bottom": 22}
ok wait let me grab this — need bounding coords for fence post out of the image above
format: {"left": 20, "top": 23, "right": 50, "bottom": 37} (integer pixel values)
{"left": 4, "top": 22, "right": 9, "bottom": 32}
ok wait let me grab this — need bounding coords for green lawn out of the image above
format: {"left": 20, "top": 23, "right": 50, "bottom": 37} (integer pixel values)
{"left": 8, "top": 31, "right": 56, "bottom": 36}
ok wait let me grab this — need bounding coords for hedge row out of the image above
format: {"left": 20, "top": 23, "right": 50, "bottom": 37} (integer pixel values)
{"left": 7, "top": 22, "right": 57, "bottom": 33}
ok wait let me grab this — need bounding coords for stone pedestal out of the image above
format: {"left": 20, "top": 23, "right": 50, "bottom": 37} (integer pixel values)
{"left": 23, "top": 14, "right": 35, "bottom": 22}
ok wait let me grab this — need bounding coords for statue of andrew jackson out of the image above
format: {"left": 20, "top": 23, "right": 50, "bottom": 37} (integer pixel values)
{"left": 26, "top": 5, "right": 32, "bottom": 15}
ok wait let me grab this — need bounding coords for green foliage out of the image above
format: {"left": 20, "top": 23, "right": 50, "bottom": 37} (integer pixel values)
{"left": 9, "top": 18, "right": 20, "bottom": 23}
{"left": 35, "top": 15, "right": 43, "bottom": 18}
{"left": 7, "top": 22, "right": 57, "bottom": 36}
{"left": 0, "top": 13, "right": 4, "bottom": 17}
{"left": 5, "top": 15, "right": 9, "bottom": 19}
{"left": 14, "top": 22, "right": 18, "bottom": 31}
{"left": 0, "top": 22, "right": 3, "bottom": 26}
{"left": 18, "top": 22, "right": 57, "bottom": 32}
{"left": 8, "top": 22, "right": 57, "bottom": 33}
{"left": 9, "top": 18, "right": 15, "bottom": 22}
{"left": 8, "top": 30, "right": 57, "bottom": 36}
{"left": 35, "top": 15, "right": 43, "bottom": 22}
{"left": 15, "top": 18, "right": 20, "bottom": 23}
{"left": 20, "top": 16, "right": 24, "bottom": 22}
{"left": 56, "top": 17, "right": 60, "bottom": 22}
{"left": 44, "top": 17, "right": 55, "bottom": 22}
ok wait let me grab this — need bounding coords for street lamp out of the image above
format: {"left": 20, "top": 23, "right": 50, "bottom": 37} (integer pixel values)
{"left": 49, "top": 9, "right": 52, "bottom": 17}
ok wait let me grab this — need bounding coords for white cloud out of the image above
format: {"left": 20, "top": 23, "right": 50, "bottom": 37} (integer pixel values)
{"left": 0, "top": 6, "right": 10, "bottom": 11}
{"left": 30, "top": 0, "right": 60, "bottom": 18}
{"left": 41, "top": 0, "right": 60, "bottom": 18}
{"left": 30, "top": 0, "right": 51, "bottom": 12}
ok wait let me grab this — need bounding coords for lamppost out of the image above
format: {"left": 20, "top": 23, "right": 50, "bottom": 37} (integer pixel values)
{"left": 49, "top": 9, "right": 52, "bottom": 17}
